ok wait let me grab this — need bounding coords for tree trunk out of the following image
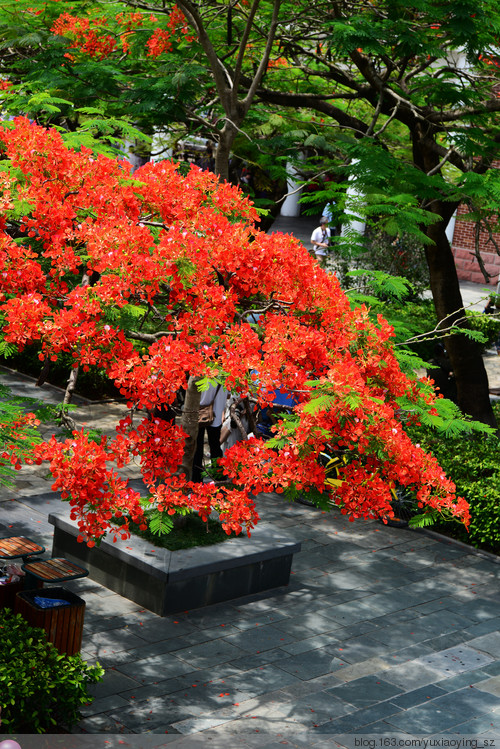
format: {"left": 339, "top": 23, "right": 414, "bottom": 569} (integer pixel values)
{"left": 425, "top": 219, "right": 497, "bottom": 428}
{"left": 412, "top": 134, "right": 497, "bottom": 428}
{"left": 214, "top": 123, "right": 237, "bottom": 181}
{"left": 179, "top": 376, "right": 201, "bottom": 481}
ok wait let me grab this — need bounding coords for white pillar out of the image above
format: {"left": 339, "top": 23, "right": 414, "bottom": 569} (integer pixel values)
{"left": 446, "top": 210, "right": 457, "bottom": 245}
{"left": 341, "top": 165, "right": 366, "bottom": 237}
{"left": 280, "top": 159, "right": 303, "bottom": 217}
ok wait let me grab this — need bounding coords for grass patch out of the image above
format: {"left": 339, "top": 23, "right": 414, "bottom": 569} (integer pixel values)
{"left": 127, "top": 513, "right": 239, "bottom": 551}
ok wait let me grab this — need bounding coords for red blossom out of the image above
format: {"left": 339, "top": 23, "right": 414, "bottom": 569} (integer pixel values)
{"left": 0, "top": 116, "right": 469, "bottom": 541}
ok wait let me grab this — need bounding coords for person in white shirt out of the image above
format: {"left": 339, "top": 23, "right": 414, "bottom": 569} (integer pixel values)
{"left": 311, "top": 217, "right": 331, "bottom": 264}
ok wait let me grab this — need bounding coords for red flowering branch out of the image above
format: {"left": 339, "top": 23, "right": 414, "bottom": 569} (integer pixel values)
{"left": 0, "top": 117, "right": 470, "bottom": 543}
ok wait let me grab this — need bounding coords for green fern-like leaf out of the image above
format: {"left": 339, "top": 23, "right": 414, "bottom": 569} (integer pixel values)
{"left": 409, "top": 511, "right": 440, "bottom": 528}
{"left": 148, "top": 511, "right": 174, "bottom": 537}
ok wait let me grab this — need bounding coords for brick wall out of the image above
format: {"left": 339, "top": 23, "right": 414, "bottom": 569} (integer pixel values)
{"left": 451, "top": 203, "right": 500, "bottom": 285}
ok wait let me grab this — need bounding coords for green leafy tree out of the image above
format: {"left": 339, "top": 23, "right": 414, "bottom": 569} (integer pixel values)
{"left": 251, "top": 0, "right": 500, "bottom": 426}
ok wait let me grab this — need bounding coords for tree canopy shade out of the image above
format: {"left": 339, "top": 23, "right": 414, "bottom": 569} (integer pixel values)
{"left": 2, "top": 0, "right": 500, "bottom": 426}
{"left": 250, "top": 0, "right": 500, "bottom": 428}
{"left": 0, "top": 118, "right": 474, "bottom": 542}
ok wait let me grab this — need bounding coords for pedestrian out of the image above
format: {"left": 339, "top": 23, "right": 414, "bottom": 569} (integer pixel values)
{"left": 311, "top": 216, "right": 331, "bottom": 265}
{"left": 192, "top": 383, "right": 228, "bottom": 482}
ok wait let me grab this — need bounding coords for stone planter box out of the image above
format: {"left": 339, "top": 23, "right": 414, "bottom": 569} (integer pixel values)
{"left": 48, "top": 513, "right": 300, "bottom": 616}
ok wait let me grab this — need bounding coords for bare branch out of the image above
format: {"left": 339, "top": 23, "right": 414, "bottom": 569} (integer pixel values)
{"left": 426, "top": 147, "right": 454, "bottom": 177}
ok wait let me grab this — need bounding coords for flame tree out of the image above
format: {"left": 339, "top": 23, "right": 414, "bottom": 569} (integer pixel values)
{"left": 0, "top": 117, "right": 472, "bottom": 543}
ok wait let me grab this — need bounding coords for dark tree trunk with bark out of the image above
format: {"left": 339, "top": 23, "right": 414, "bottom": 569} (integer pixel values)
{"left": 425, "top": 218, "right": 497, "bottom": 428}
{"left": 412, "top": 136, "right": 497, "bottom": 428}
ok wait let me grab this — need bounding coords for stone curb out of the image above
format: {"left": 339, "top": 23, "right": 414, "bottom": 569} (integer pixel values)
{"left": 417, "top": 526, "right": 500, "bottom": 565}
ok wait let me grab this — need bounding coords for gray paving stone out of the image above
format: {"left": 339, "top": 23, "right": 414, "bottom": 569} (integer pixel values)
{"left": 222, "top": 663, "right": 303, "bottom": 696}
{"left": 109, "top": 694, "right": 195, "bottom": 732}
{"left": 117, "top": 675, "right": 194, "bottom": 703}
{"left": 273, "top": 614, "right": 342, "bottom": 639}
{"left": 382, "top": 660, "right": 450, "bottom": 690}
{"left": 433, "top": 686, "right": 500, "bottom": 714}
{"left": 313, "top": 700, "right": 402, "bottom": 732}
{"left": 332, "top": 657, "right": 394, "bottom": 682}
{"left": 417, "top": 644, "right": 495, "bottom": 675}
{"left": 171, "top": 715, "right": 235, "bottom": 734}
{"left": 229, "top": 647, "right": 290, "bottom": 670}
{"left": 391, "top": 684, "right": 451, "bottom": 711}
{"left": 483, "top": 661, "right": 500, "bottom": 676}
{"left": 377, "top": 642, "right": 436, "bottom": 665}
{"left": 475, "top": 676, "right": 500, "bottom": 697}
{"left": 230, "top": 611, "right": 291, "bottom": 630}
{"left": 278, "top": 671, "right": 343, "bottom": 694}
{"left": 416, "top": 609, "right": 478, "bottom": 633}
{"left": 116, "top": 653, "right": 196, "bottom": 683}
{"left": 320, "top": 601, "right": 374, "bottom": 626}
{"left": 176, "top": 624, "right": 260, "bottom": 647}
{"left": 352, "top": 720, "right": 411, "bottom": 735}
{"left": 88, "top": 668, "right": 141, "bottom": 699}
{"left": 410, "top": 598, "right": 459, "bottom": 615}
{"left": 448, "top": 599, "right": 500, "bottom": 623}
{"left": 81, "top": 628, "right": 151, "bottom": 657}
{"left": 80, "top": 693, "right": 130, "bottom": 716}
{"left": 464, "top": 617, "right": 500, "bottom": 638}
{"left": 368, "top": 622, "right": 437, "bottom": 648}
{"left": 324, "top": 634, "right": 394, "bottom": 664}
{"left": 163, "top": 681, "right": 254, "bottom": 717}
{"left": 424, "top": 631, "right": 470, "bottom": 652}
{"left": 369, "top": 610, "right": 419, "bottom": 628}
{"left": 384, "top": 702, "right": 464, "bottom": 733}
{"left": 313, "top": 590, "right": 374, "bottom": 608}
{"left": 280, "top": 633, "right": 340, "bottom": 656}
{"left": 172, "top": 639, "right": 249, "bottom": 668}
{"left": 126, "top": 617, "right": 200, "bottom": 642}
{"left": 435, "top": 667, "right": 492, "bottom": 692}
{"left": 325, "top": 675, "right": 403, "bottom": 708}
{"left": 274, "top": 649, "right": 346, "bottom": 680}
{"left": 467, "top": 632, "right": 500, "bottom": 657}
{"left": 276, "top": 695, "right": 352, "bottom": 729}
{"left": 75, "top": 712, "right": 130, "bottom": 733}
{"left": 318, "top": 569, "right": 381, "bottom": 592}
{"left": 291, "top": 689, "right": 355, "bottom": 720}
{"left": 442, "top": 713, "right": 500, "bottom": 734}
{"left": 290, "top": 549, "right": 339, "bottom": 572}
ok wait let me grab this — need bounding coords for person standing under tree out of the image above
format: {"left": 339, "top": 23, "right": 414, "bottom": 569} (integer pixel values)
{"left": 311, "top": 216, "right": 331, "bottom": 266}
{"left": 192, "top": 383, "right": 228, "bottom": 482}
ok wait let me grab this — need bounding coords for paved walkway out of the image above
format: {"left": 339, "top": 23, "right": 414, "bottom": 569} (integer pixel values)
{"left": 2, "top": 378, "right": 500, "bottom": 745}
{"left": 2, "top": 221, "right": 500, "bottom": 745}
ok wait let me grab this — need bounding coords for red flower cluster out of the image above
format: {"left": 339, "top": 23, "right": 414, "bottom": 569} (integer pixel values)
{"left": 52, "top": 14, "right": 117, "bottom": 60}
{"left": 51, "top": 5, "right": 194, "bottom": 61}
{"left": 0, "top": 117, "right": 469, "bottom": 542}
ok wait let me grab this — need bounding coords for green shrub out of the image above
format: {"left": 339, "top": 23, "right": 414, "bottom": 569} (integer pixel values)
{"left": 360, "top": 229, "right": 429, "bottom": 298}
{"left": 466, "top": 309, "right": 500, "bottom": 351}
{"left": 405, "top": 406, "right": 500, "bottom": 554}
{"left": 0, "top": 608, "right": 103, "bottom": 733}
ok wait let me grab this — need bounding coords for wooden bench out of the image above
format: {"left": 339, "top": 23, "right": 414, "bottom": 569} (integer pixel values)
{"left": 0, "top": 537, "right": 89, "bottom": 656}
{"left": 21, "top": 557, "right": 89, "bottom": 586}
{"left": 0, "top": 535, "right": 45, "bottom": 562}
